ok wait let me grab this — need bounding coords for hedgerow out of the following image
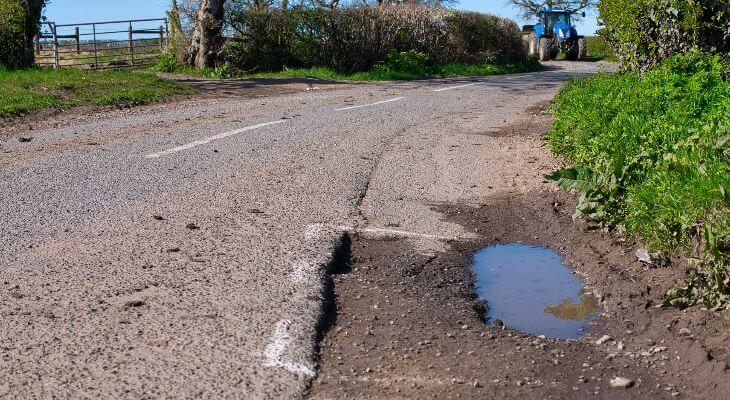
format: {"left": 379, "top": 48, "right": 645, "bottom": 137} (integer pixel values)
{"left": 0, "top": 0, "right": 26, "bottom": 69}
{"left": 548, "top": 52, "right": 729, "bottom": 309}
{"left": 223, "top": 5, "right": 526, "bottom": 73}
{"left": 598, "top": 0, "right": 729, "bottom": 71}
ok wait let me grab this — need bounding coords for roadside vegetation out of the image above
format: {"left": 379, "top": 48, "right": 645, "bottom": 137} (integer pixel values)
{"left": 154, "top": 49, "right": 541, "bottom": 81}
{"left": 585, "top": 36, "right": 614, "bottom": 61}
{"left": 546, "top": 0, "right": 729, "bottom": 309}
{"left": 0, "top": 68, "right": 192, "bottom": 117}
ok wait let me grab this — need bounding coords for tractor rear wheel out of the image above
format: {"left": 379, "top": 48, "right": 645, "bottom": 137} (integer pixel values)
{"left": 578, "top": 38, "right": 587, "bottom": 60}
{"left": 528, "top": 33, "right": 539, "bottom": 57}
{"left": 538, "top": 37, "right": 551, "bottom": 62}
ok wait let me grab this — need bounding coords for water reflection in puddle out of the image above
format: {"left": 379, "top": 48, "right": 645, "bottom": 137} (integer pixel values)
{"left": 471, "top": 243, "right": 601, "bottom": 339}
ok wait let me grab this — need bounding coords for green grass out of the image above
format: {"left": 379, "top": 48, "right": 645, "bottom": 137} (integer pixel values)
{"left": 0, "top": 67, "right": 193, "bottom": 117}
{"left": 547, "top": 52, "right": 729, "bottom": 309}
{"left": 246, "top": 60, "right": 542, "bottom": 81}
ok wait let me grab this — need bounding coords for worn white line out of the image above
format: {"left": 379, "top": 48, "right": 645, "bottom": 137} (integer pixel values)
{"left": 289, "top": 261, "right": 316, "bottom": 285}
{"left": 335, "top": 97, "right": 404, "bottom": 111}
{"left": 145, "top": 120, "right": 288, "bottom": 159}
{"left": 337, "top": 225, "right": 454, "bottom": 241}
{"left": 433, "top": 82, "right": 483, "bottom": 92}
{"left": 263, "top": 320, "right": 316, "bottom": 378}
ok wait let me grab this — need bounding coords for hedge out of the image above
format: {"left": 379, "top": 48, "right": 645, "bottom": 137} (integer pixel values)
{"left": 598, "top": 0, "right": 730, "bottom": 71}
{"left": 223, "top": 5, "right": 527, "bottom": 72}
{"left": 0, "top": 0, "right": 26, "bottom": 69}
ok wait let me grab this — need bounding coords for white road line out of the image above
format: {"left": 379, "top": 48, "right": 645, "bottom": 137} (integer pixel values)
{"left": 335, "top": 97, "right": 404, "bottom": 111}
{"left": 263, "top": 320, "right": 316, "bottom": 378}
{"left": 433, "top": 82, "right": 483, "bottom": 92}
{"left": 337, "top": 225, "right": 454, "bottom": 241}
{"left": 289, "top": 261, "right": 316, "bottom": 285}
{"left": 145, "top": 120, "right": 288, "bottom": 159}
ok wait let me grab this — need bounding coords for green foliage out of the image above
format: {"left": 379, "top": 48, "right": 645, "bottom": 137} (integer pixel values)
{"left": 0, "top": 0, "right": 27, "bottom": 69}
{"left": 548, "top": 52, "right": 730, "bottom": 309}
{"left": 202, "top": 63, "right": 233, "bottom": 79}
{"left": 585, "top": 36, "right": 615, "bottom": 61}
{"left": 152, "top": 51, "right": 185, "bottom": 73}
{"left": 378, "top": 50, "right": 431, "bottom": 77}
{"left": 224, "top": 5, "right": 526, "bottom": 73}
{"left": 247, "top": 59, "right": 542, "bottom": 81}
{"left": 598, "top": 0, "right": 730, "bottom": 71}
{"left": 0, "top": 68, "right": 192, "bottom": 117}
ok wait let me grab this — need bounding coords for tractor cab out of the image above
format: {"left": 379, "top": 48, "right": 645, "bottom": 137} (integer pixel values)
{"left": 522, "top": 6, "right": 587, "bottom": 61}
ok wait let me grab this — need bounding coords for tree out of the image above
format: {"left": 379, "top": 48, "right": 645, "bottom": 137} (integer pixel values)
{"left": 507, "top": 0, "right": 596, "bottom": 19}
{"left": 0, "top": 0, "right": 47, "bottom": 68}
{"left": 187, "top": 0, "right": 227, "bottom": 68}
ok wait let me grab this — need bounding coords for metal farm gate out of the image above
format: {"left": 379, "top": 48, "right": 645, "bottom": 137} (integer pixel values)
{"left": 35, "top": 18, "right": 169, "bottom": 70}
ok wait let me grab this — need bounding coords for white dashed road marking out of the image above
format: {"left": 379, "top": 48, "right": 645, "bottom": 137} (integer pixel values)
{"left": 433, "top": 82, "right": 483, "bottom": 92}
{"left": 335, "top": 97, "right": 404, "bottom": 111}
{"left": 263, "top": 320, "right": 316, "bottom": 378}
{"left": 145, "top": 120, "right": 288, "bottom": 159}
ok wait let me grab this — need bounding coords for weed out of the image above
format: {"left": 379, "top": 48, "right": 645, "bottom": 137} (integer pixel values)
{"left": 547, "top": 51, "right": 729, "bottom": 309}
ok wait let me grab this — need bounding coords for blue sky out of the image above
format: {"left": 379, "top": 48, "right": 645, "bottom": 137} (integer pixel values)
{"left": 44, "top": 1, "right": 600, "bottom": 34}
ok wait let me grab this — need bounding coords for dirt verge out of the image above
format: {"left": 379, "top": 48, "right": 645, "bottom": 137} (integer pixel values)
{"left": 307, "top": 102, "right": 729, "bottom": 399}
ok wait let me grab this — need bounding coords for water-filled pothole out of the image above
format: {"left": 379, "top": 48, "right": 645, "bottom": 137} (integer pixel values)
{"left": 472, "top": 243, "right": 601, "bottom": 339}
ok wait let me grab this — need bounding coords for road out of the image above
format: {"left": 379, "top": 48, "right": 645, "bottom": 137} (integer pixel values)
{"left": 0, "top": 62, "right": 603, "bottom": 398}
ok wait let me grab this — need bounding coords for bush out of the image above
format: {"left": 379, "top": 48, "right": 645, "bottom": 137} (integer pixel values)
{"left": 381, "top": 50, "right": 430, "bottom": 77}
{"left": 598, "top": 0, "right": 730, "bottom": 71}
{"left": 585, "top": 36, "right": 614, "bottom": 60}
{"left": 0, "top": 0, "right": 27, "bottom": 69}
{"left": 548, "top": 52, "right": 729, "bottom": 308}
{"left": 152, "top": 51, "right": 185, "bottom": 73}
{"left": 224, "top": 5, "right": 526, "bottom": 73}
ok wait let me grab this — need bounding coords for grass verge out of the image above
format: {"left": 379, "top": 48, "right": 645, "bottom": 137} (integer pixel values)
{"left": 547, "top": 52, "right": 729, "bottom": 309}
{"left": 246, "top": 59, "right": 542, "bottom": 81}
{"left": 0, "top": 67, "right": 193, "bottom": 118}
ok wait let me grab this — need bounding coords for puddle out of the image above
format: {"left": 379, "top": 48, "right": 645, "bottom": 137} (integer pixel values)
{"left": 471, "top": 243, "right": 601, "bottom": 339}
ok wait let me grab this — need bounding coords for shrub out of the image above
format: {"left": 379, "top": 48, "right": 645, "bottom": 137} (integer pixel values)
{"left": 382, "top": 50, "right": 430, "bottom": 77}
{"left": 585, "top": 36, "right": 614, "bottom": 60}
{"left": 224, "top": 5, "right": 526, "bottom": 73}
{"left": 548, "top": 52, "right": 729, "bottom": 308}
{"left": 153, "top": 51, "right": 185, "bottom": 73}
{"left": 0, "top": 0, "right": 26, "bottom": 69}
{"left": 598, "top": 0, "right": 730, "bottom": 71}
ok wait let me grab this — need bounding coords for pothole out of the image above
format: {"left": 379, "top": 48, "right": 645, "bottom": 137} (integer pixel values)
{"left": 471, "top": 243, "right": 601, "bottom": 339}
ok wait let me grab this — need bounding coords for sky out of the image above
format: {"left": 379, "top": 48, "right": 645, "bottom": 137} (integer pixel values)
{"left": 44, "top": 1, "right": 601, "bottom": 34}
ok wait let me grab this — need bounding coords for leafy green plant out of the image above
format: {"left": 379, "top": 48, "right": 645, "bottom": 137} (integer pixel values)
{"left": 548, "top": 51, "right": 729, "bottom": 309}
{"left": 598, "top": 0, "right": 729, "bottom": 71}
{"left": 381, "top": 50, "right": 430, "bottom": 77}
{"left": 202, "top": 63, "right": 233, "bottom": 79}
{"left": 0, "top": 0, "right": 27, "bottom": 69}
{"left": 152, "top": 51, "right": 185, "bottom": 73}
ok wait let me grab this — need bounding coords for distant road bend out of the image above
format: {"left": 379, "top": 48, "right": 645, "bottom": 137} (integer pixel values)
{"left": 0, "top": 63, "right": 601, "bottom": 398}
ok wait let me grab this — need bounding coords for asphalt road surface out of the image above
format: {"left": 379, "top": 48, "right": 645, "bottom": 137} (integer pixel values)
{"left": 0, "top": 62, "right": 605, "bottom": 398}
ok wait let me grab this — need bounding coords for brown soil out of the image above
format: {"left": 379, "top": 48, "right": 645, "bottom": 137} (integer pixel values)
{"left": 308, "top": 103, "right": 729, "bottom": 399}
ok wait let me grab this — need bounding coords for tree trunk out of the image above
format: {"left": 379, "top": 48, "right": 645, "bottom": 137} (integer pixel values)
{"left": 21, "top": 0, "right": 46, "bottom": 68}
{"left": 187, "top": 0, "right": 226, "bottom": 69}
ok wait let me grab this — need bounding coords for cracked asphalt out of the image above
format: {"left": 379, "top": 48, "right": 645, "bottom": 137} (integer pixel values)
{"left": 0, "top": 62, "right": 605, "bottom": 398}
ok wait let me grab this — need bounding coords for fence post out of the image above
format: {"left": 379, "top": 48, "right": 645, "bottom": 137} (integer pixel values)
{"left": 75, "top": 26, "right": 80, "bottom": 54}
{"left": 92, "top": 23, "right": 99, "bottom": 69}
{"left": 159, "top": 25, "right": 165, "bottom": 49}
{"left": 51, "top": 23, "right": 59, "bottom": 69}
{"left": 128, "top": 22, "right": 134, "bottom": 65}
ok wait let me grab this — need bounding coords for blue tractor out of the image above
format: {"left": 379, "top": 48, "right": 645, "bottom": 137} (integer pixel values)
{"left": 522, "top": 6, "right": 587, "bottom": 61}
